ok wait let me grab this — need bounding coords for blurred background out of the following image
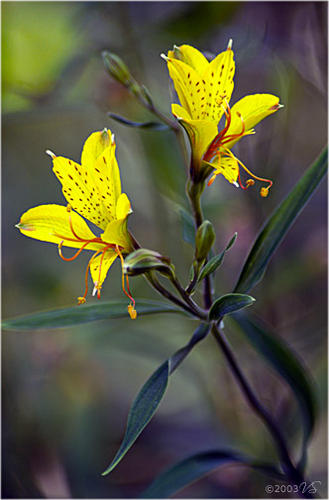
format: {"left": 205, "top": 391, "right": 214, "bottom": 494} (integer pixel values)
{"left": 2, "top": 1, "right": 327, "bottom": 498}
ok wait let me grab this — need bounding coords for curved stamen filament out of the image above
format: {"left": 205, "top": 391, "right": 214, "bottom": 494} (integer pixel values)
{"left": 224, "top": 148, "right": 273, "bottom": 196}
{"left": 115, "top": 245, "right": 137, "bottom": 319}
{"left": 58, "top": 239, "right": 97, "bottom": 261}
{"left": 203, "top": 99, "right": 232, "bottom": 162}
{"left": 221, "top": 111, "right": 246, "bottom": 145}
{"left": 78, "top": 251, "right": 102, "bottom": 305}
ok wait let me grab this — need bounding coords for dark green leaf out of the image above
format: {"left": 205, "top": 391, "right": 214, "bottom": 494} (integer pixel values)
{"left": 232, "top": 313, "right": 317, "bottom": 470}
{"left": 141, "top": 449, "right": 285, "bottom": 498}
{"left": 226, "top": 232, "right": 238, "bottom": 251}
{"left": 108, "top": 113, "right": 169, "bottom": 131}
{"left": 169, "top": 323, "right": 209, "bottom": 373}
{"left": 198, "top": 232, "right": 237, "bottom": 282}
{"left": 2, "top": 300, "right": 184, "bottom": 331}
{"left": 102, "top": 323, "right": 209, "bottom": 475}
{"left": 235, "top": 148, "right": 327, "bottom": 293}
{"left": 209, "top": 293, "right": 255, "bottom": 321}
{"left": 102, "top": 361, "right": 170, "bottom": 476}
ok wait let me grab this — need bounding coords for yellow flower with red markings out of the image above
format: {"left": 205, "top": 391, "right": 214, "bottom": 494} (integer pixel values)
{"left": 162, "top": 40, "right": 283, "bottom": 196}
{"left": 16, "top": 129, "right": 137, "bottom": 319}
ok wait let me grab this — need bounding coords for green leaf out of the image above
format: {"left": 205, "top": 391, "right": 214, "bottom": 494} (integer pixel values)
{"left": 209, "top": 293, "right": 255, "bottom": 321}
{"left": 198, "top": 232, "right": 237, "bottom": 282}
{"left": 2, "top": 300, "right": 184, "bottom": 331}
{"left": 235, "top": 148, "right": 327, "bottom": 293}
{"left": 102, "top": 361, "right": 170, "bottom": 476}
{"left": 141, "top": 449, "right": 285, "bottom": 498}
{"left": 108, "top": 113, "right": 169, "bottom": 131}
{"left": 232, "top": 313, "right": 317, "bottom": 470}
{"left": 102, "top": 323, "right": 209, "bottom": 475}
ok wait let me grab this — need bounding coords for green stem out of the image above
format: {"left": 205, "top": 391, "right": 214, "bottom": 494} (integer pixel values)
{"left": 212, "top": 324, "right": 313, "bottom": 499}
{"left": 145, "top": 272, "right": 200, "bottom": 318}
{"left": 171, "top": 275, "right": 208, "bottom": 320}
{"left": 187, "top": 178, "right": 213, "bottom": 308}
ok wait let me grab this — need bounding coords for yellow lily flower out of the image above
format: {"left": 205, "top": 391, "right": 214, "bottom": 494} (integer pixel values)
{"left": 162, "top": 41, "right": 283, "bottom": 196}
{"left": 16, "top": 129, "right": 137, "bottom": 319}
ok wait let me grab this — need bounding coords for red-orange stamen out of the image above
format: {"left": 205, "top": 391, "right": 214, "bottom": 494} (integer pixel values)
{"left": 58, "top": 239, "right": 96, "bottom": 261}
{"left": 221, "top": 111, "right": 246, "bottom": 145}
{"left": 78, "top": 250, "right": 102, "bottom": 305}
{"left": 115, "top": 245, "right": 137, "bottom": 319}
{"left": 224, "top": 148, "right": 273, "bottom": 196}
{"left": 203, "top": 100, "right": 232, "bottom": 162}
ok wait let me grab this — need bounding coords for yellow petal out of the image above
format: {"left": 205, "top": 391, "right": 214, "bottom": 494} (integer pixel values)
{"left": 16, "top": 204, "right": 102, "bottom": 250}
{"left": 203, "top": 47, "right": 235, "bottom": 123}
{"left": 51, "top": 155, "right": 110, "bottom": 229}
{"left": 50, "top": 129, "right": 122, "bottom": 229}
{"left": 101, "top": 218, "right": 132, "bottom": 251}
{"left": 174, "top": 112, "right": 218, "bottom": 163}
{"left": 224, "top": 94, "right": 281, "bottom": 149}
{"left": 81, "top": 129, "right": 113, "bottom": 167}
{"left": 90, "top": 143, "right": 122, "bottom": 221}
{"left": 166, "top": 58, "right": 207, "bottom": 120}
{"left": 171, "top": 103, "right": 191, "bottom": 121}
{"left": 116, "top": 193, "right": 132, "bottom": 219}
{"left": 90, "top": 249, "right": 118, "bottom": 288}
{"left": 169, "top": 44, "right": 209, "bottom": 74}
{"left": 208, "top": 153, "right": 239, "bottom": 184}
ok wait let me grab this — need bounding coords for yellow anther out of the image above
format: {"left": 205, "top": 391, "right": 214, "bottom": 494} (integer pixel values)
{"left": 77, "top": 297, "right": 86, "bottom": 305}
{"left": 246, "top": 179, "right": 255, "bottom": 187}
{"left": 260, "top": 187, "right": 269, "bottom": 198}
{"left": 128, "top": 304, "right": 137, "bottom": 320}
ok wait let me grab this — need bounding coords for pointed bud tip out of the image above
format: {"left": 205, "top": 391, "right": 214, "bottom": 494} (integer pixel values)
{"left": 227, "top": 38, "right": 233, "bottom": 50}
{"left": 46, "top": 149, "right": 56, "bottom": 159}
{"left": 160, "top": 53, "right": 169, "bottom": 61}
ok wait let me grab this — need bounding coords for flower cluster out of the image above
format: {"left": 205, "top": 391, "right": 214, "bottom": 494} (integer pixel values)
{"left": 16, "top": 41, "right": 282, "bottom": 317}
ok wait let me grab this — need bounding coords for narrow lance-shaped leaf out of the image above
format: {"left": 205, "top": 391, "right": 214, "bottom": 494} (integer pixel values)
{"left": 235, "top": 148, "right": 327, "bottom": 294}
{"left": 209, "top": 293, "right": 255, "bottom": 321}
{"left": 102, "top": 323, "right": 210, "bottom": 475}
{"left": 2, "top": 300, "right": 184, "bottom": 331}
{"left": 108, "top": 113, "right": 170, "bottom": 131}
{"left": 198, "top": 232, "right": 237, "bottom": 282}
{"left": 231, "top": 313, "right": 317, "bottom": 471}
{"left": 141, "top": 449, "right": 285, "bottom": 498}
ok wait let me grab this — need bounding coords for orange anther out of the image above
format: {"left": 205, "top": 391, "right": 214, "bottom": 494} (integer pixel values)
{"left": 260, "top": 187, "right": 269, "bottom": 197}
{"left": 208, "top": 175, "right": 216, "bottom": 186}
{"left": 77, "top": 297, "right": 86, "bottom": 305}
{"left": 128, "top": 304, "right": 137, "bottom": 320}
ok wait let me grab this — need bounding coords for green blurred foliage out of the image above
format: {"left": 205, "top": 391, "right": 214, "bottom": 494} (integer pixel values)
{"left": 2, "top": 2, "right": 82, "bottom": 111}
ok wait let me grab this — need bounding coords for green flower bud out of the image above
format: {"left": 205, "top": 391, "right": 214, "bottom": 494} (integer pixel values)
{"left": 124, "top": 249, "right": 174, "bottom": 277}
{"left": 102, "top": 51, "right": 133, "bottom": 86}
{"left": 195, "top": 220, "right": 215, "bottom": 262}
